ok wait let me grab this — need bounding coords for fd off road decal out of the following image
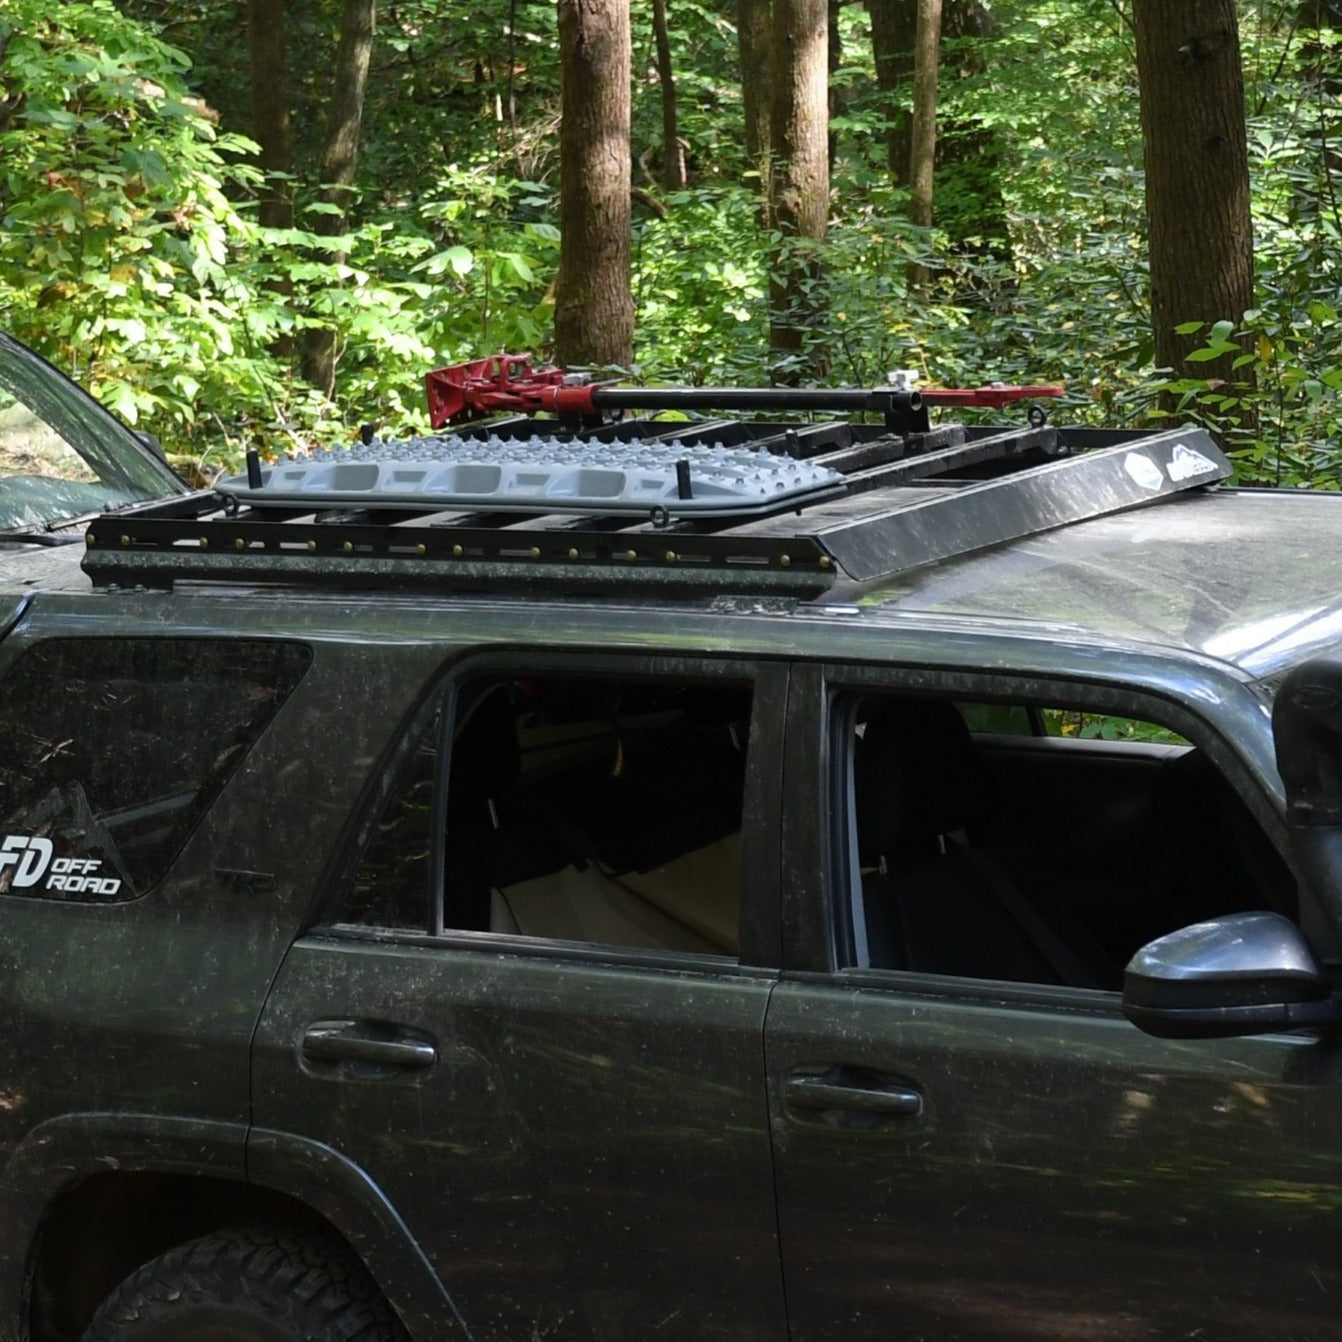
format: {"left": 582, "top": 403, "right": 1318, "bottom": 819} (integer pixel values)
{"left": 0, "top": 835, "right": 122, "bottom": 896}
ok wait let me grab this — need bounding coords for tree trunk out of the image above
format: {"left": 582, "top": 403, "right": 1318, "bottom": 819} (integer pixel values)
{"left": 248, "top": 0, "right": 292, "bottom": 232}
{"left": 652, "top": 0, "right": 686, "bottom": 192}
{"left": 300, "top": 0, "right": 376, "bottom": 396}
{"left": 768, "top": 0, "right": 829, "bottom": 378}
{"left": 554, "top": 0, "right": 634, "bottom": 368}
{"left": 738, "top": 0, "right": 773, "bottom": 202}
{"left": 906, "top": 0, "right": 941, "bottom": 291}
{"left": 936, "top": 1, "right": 1008, "bottom": 258}
{"left": 869, "top": 0, "right": 916, "bottom": 186}
{"left": 1133, "top": 0, "right": 1254, "bottom": 399}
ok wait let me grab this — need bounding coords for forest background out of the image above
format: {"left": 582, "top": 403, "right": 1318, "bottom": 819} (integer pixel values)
{"left": 1, "top": 0, "right": 1340, "bottom": 487}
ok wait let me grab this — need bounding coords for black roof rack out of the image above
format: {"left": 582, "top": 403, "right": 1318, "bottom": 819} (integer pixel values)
{"left": 81, "top": 414, "right": 1230, "bottom": 599}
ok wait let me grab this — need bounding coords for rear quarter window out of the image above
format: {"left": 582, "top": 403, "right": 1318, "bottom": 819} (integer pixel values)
{"left": 0, "top": 638, "right": 310, "bottom": 901}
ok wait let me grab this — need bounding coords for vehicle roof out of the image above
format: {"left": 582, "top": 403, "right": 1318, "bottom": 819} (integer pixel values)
{"left": 860, "top": 487, "right": 1342, "bottom": 681}
{"left": 11, "top": 480, "right": 1331, "bottom": 678}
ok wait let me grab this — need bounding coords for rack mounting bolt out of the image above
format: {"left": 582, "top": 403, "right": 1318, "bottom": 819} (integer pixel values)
{"left": 416, "top": 544, "right": 427, "bottom": 557}
{"left": 234, "top": 538, "right": 245, "bottom": 551}
{"left": 568, "top": 548, "right": 579, "bottom": 561}
{"left": 199, "top": 538, "right": 209, "bottom": 550}
{"left": 625, "top": 549, "right": 638, "bottom": 562}
{"left": 819, "top": 556, "right": 831, "bottom": 569}
{"left": 530, "top": 547, "right": 541, "bottom": 560}
{"left": 665, "top": 551, "right": 677, "bottom": 564}
{"left": 120, "top": 535, "right": 130, "bottom": 548}
{"left": 779, "top": 554, "right": 791, "bottom": 568}
{"left": 452, "top": 544, "right": 464, "bottom": 558}
{"left": 343, "top": 541, "right": 354, "bottom": 555}
{"left": 306, "top": 540, "right": 316, "bottom": 553}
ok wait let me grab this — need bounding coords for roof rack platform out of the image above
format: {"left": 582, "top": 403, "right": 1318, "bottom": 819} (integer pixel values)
{"left": 82, "top": 418, "right": 1230, "bottom": 599}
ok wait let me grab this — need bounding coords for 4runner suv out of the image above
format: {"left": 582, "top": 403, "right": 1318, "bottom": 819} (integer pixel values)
{"left": 2, "top": 383, "right": 1342, "bottom": 1341}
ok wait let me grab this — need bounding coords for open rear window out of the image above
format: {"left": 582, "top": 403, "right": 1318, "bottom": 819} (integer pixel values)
{"left": 333, "top": 670, "right": 754, "bottom": 959}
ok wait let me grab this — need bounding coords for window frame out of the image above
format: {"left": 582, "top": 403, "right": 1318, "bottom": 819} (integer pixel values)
{"left": 319, "top": 649, "right": 788, "bottom": 971}
{"left": 781, "top": 661, "right": 1304, "bottom": 996}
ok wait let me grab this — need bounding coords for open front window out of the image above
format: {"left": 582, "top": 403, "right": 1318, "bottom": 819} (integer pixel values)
{"left": 841, "top": 692, "right": 1297, "bottom": 989}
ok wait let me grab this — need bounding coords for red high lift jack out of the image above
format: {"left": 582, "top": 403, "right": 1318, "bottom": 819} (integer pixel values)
{"left": 424, "top": 354, "right": 1064, "bottom": 433}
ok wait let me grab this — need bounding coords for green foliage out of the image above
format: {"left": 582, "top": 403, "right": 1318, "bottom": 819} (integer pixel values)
{"left": 1137, "top": 10, "right": 1342, "bottom": 487}
{"left": 0, "top": 1, "right": 259, "bottom": 437}
{"left": 1, "top": 0, "right": 1341, "bottom": 488}
{"left": 1046, "top": 711, "right": 1189, "bottom": 746}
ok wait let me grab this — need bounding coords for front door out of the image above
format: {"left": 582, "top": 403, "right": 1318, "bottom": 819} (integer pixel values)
{"left": 767, "top": 672, "right": 1342, "bottom": 1340}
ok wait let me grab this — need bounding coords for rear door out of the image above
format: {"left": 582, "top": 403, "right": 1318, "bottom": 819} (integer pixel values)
{"left": 766, "top": 666, "right": 1342, "bottom": 1341}
{"left": 253, "top": 653, "right": 789, "bottom": 1342}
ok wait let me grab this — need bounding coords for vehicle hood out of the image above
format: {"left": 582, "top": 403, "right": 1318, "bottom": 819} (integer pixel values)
{"left": 0, "top": 538, "right": 90, "bottom": 594}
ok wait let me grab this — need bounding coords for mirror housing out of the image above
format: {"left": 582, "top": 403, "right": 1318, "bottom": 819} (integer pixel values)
{"left": 1123, "top": 911, "right": 1338, "bottom": 1039}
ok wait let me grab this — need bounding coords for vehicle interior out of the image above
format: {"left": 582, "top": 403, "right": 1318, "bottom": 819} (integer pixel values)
{"left": 440, "top": 673, "right": 752, "bottom": 957}
{"left": 339, "top": 674, "right": 1298, "bottom": 986}
{"left": 849, "top": 695, "right": 1298, "bottom": 991}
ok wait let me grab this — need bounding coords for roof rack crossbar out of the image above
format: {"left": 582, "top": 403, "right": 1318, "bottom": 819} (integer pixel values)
{"left": 835, "top": 423, "right": 1061, "bottom": 494}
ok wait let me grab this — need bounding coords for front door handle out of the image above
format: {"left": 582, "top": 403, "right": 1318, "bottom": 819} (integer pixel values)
{"left": 785, "top": 1070, "right": 923, "bottom": 1118}
{"left": 301, "top": 1020, "right": 437, "bottom": 1070}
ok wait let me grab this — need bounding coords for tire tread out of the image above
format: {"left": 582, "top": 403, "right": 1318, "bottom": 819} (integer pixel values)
{"left": 83, "top": 1225, "right": 408, "bottom": 1342}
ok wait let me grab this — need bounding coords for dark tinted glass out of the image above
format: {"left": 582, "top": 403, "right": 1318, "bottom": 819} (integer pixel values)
{"left": 0, "top": 638, "right": 310, "bottom": 900}
{"left": 334, "top": 704, "right": 441, "bottom": 931}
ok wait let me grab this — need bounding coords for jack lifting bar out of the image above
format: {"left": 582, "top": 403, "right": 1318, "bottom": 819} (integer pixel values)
{"left": 423, "top": 354, "right": 1065, "bottom": 432}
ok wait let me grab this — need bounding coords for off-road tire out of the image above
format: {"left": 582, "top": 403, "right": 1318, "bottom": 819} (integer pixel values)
{"left": 82, "top": 1225, "right": 408, "bottom": 1342}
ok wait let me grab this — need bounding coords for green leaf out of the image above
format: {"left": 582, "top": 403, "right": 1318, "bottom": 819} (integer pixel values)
{"left": 100, "top": 381, "right": 140, "bottom": 423}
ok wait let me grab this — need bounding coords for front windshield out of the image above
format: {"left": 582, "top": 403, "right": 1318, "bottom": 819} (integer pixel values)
{"left": 0, "top": 335, "right": 182, "bottom": 532}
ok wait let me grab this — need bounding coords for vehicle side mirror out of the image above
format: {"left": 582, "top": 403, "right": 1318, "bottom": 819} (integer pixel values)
{"left": 1123, "top": 911, "right": 1339, "bottom": 1039}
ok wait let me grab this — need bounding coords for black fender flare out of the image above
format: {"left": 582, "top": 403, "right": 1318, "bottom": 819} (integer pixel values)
{"left": 0, "top": 1112, "right": 248, "bottom": 1342}
{"left": 248, "top": 1125, "right": 474, "bottom": 1340}
{"left": 0, "top": 1114, "right": 472, "bottom": 1342}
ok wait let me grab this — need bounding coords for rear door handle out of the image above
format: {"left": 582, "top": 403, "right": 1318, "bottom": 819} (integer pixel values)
{"left": 301, "top": 1021, "right": 437, "bottom": 1070}
{"left": 785, "top": 1071, "right": 923, "bottom": 1118}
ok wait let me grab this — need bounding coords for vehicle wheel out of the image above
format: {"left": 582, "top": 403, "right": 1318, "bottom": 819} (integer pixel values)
{"left": 82, "top": 1225, "right": 408, "bottom": 1342}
